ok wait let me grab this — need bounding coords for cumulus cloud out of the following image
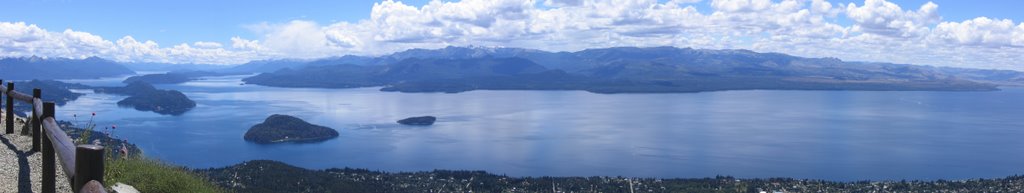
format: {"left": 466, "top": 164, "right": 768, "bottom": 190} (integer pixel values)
{"left": 230, "top": 37, "right": 262, "bottom": 50}
{"left": 930, "top": 17, "right": 1024, "bottom": 48}
{"left": 113, "top": 36, "right": 164, "bottom": 61}
{"left": 0, "top": 22, "right": 258, "bottom": 64}
{"left": 0, "top": 0, "right": 1022, "bottom": 70}
{"left": 845, "top": 0, "right": 940, "bottom": 38}
{"left": 254, "top": 20, "right": 341, "bottom": 58}
{"left": 0, "top": 22, "right": 114, "bottom": 58}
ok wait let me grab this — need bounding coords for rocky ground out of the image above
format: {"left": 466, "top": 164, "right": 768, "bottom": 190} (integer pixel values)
{"left": 0, "top": 112, "right": 72, "bottom": 193}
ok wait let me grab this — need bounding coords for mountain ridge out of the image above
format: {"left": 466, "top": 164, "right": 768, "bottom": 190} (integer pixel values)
{"left": 241, "top": 46, "right": 1013, "bottom": 93}
{"left": 5, "top": 46, "right": 1021, "bottom": 88}
{"left": 0, "top": 56, "right": 136, "bottom": 80}
{"left": 217, "top": 46, "right": 1024, "bottom": 86}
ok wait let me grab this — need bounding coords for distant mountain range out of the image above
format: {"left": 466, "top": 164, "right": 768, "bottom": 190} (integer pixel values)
{"left": 241, "top": 46, "right": 1024, "bottom": 93}
{"left": 2, "top": 46, "right": 1022, "bottom": 93}
{"left": 0, "top": 56, "right": 135, "bottom": 80}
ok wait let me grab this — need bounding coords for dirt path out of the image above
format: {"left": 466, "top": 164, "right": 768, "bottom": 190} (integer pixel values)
{"left": 0, "top": 112, "right": 72, "bottom": 193}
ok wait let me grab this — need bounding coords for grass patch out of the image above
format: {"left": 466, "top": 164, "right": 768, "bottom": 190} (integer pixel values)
{"left": 105, "top": 158, "right": 226, "bottom": 193}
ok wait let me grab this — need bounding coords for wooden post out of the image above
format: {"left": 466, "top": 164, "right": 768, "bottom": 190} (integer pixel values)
{"left": 0, "top": 79, "right": 3, "bottom": 125}
{"left": 5, "top": 82, "right": 13, "bottom": 134}
{"left": 32, "top": 89, "right": 41, "bottom": 152}
{"left": 74, "top": 144, "right": 105, "bottom": 193}
{"left": 42, "top": 102, "right": 56, "bottom": 193}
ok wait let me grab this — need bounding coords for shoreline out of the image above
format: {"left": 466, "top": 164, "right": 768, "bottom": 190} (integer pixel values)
{"left": 195, "top": 159, "right": 1024, "bottom": 192}
{"left": 198, "top": 158, "right": 1021, "bottom": 182}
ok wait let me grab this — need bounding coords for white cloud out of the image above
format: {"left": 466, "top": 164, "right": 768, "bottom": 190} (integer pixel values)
{"left": 711, "top": 0, "right": 771, "bottom": 13}
{"left": 192, "top": 41, "right": 223, "bottom": 49}
{"left": 0, "top": 0, "right": 1022, "bottom": 70}
{"left": 544, "top": 0, "right": 582, "bottom": 7}
{"left": 256, "top": 20, "right": 340, "bottom": 58}
{"left": 930, "top": 17, "right": 1024, "bottom": 48}
{"left": 0, "top": 22, "right": 257, "bottom": 64}
{"left": 845, "top": 0, "right": 940, "bottom": 38}
{"left": 0, "top": 22, "right": 114, "bottom": 58}
{"left": 810, "top": 0, "right": 832, "bottom": 14}
{"left": 113, "top": 36, "right": 164, "bottom": 62}
{"left": 671, "top": 0, "right": 704, "bottom": 4}
{"left": 230, "top": 36, "right": 262, "bottom": 50}
{"left": 0, "top": 22, "right": 48, "bottom": 43}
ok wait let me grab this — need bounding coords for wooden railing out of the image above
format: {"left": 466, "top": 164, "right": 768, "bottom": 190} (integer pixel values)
{"left": 1, "top": 80, "right": 107, "bottom": 193}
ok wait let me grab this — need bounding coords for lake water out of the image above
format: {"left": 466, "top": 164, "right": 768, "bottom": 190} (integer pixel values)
{"left": 57, "top": 75, "right": 1024, "bottom": 181}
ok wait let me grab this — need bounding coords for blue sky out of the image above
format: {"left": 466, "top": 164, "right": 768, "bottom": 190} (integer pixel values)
{"left": 0, "top": 0, "right": 428, "bottom": 45}
{"left": 1, "top": 0, "right": 1022, "bottom": 70}
{"left": 3, "top": 0, "right": 1018, "bottom": 45}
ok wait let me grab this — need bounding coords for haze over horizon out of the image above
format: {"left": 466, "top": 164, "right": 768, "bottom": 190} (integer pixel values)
{"left": 1, "top": 0, "right": 1022, "bottom": 70}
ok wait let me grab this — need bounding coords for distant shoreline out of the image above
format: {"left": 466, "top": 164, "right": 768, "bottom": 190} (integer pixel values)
{"left": 248, "top": 82, "right": 1002, "bottom": 94}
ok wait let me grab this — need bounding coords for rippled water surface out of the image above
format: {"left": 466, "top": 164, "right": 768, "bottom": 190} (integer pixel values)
{"left": 58, "top": 75, "right": 1024, "bottom": 180}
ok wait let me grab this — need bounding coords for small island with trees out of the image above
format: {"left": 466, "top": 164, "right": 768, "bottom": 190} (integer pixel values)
{"left": 123, "top": 73, "right": 193, "bottom": 84}
{"left": 94, "top": 81, "right": 197, "bottom": 115}
{"left": 122, "top": 71, "right": 223, "bottom": 84}
{"left": 398, "top": 116, "right": 436, "bottom": 125}
{"left": 244, "top": 114, "right": 339, "bottom": 144}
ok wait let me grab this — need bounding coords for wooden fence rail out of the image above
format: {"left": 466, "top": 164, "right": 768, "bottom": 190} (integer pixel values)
{"left": 1, "top": 81, "right": 107, "bottom": 193}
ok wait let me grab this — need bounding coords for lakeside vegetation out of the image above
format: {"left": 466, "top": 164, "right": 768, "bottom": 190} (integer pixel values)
{"left": 197, "top": 160, "right": 1024, "bottom": 193}
{"left": 106, "top": 158, "right": 225, "bottom": 193}
{"left": 62, "top": 120, "right": 224, "bottom": 192}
